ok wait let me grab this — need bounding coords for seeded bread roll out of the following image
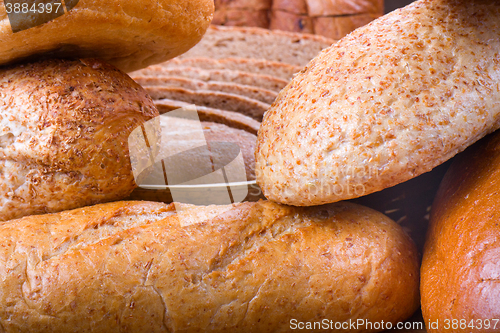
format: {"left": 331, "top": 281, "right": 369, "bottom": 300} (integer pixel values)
{"left": 421, "top": 131, "right": 500, "bottom": 331}
{"left": 0, "top": 58, "right": 158, "bottom": 221}
{"left": 0, "top": 0, "right": 214, "bottom": 72}
{"left": 0, "top": 200, "right": 420, "bottom": 332}
{"left": 256, "top": 0, "right": 500, "bottom": 206}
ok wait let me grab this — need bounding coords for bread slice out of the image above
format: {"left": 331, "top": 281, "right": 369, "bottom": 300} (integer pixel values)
{"left": 154, "top": 99, "right": 261, "bottom": 134}
{"left": 178, "top": 25, "right": 336, "bottom": 66}
{"left": 256, "top": 0, "right": 500, "bottom": 206}
{"left": 130, "top": 66, "right": 288, "bottom": 92}
{"left": 163, "top": 57, "right": 300, "bottom": 80}
{"left": 134, "top": 76, "right": 277, "bottom": 104}
{"left": 146, "top": 86, "right": 269, "bottom": 120}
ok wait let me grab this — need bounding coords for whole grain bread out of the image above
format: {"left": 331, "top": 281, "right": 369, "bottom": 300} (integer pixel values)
{"left": 256, "top": 0, "right": 500, "bottom": 206}
{"left": 0, "top": 58, "right": 158, "bottom": 221}
{"left": 154, "top": 99, "right": 261, "bottom": 134}
{"left": 178, "top": 25, "right": 335, "bottom": 66}
{"left": 0, "top": 200, "right": 419, "bottom": 332}
{"left": 163, "top": 57, "right": 300, "bottom": 80}
{"left": 130, "top": 66, "right": 287, "bottom": 92}
{"left": 134, "top": 76, "right": 277, "bottom": 104}
{"left": 146, "top": 86, "right": 270, "bottom": 121}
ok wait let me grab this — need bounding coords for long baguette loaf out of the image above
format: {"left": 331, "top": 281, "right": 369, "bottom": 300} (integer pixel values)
{"left": 0, "top": 200, "right": 419, "bottom": 332}
{"left": 256, "top": 0, "right": 500, "bottom": 206}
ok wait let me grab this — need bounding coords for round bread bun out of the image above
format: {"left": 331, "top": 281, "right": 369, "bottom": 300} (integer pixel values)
{"left": 0, "top": 58, "right": 158, "bottom": 221}
{"left": 0, "top": 0, "right": 214, "bottom": 72}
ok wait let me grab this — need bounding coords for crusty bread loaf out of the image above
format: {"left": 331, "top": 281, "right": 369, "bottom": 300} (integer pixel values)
{"left": 154, "top": 99, "right": 261, "bottom": 134}
{"left": 135, "top": 76, "right": 278, "bottom": 104}
{"left": 421, "top": 130, "right": 500, "bottom": 330}
{"left": 162, "top": 57, "right": 300, "bottom": 80}
{"left": 256, "top": 0, "right": 500, "bottom": 206}
{"left": 0, "top": 200, "right": 420, "bottom": 332}
{"left": 130, "top": 66, "right": 288, "bottom": 92}
{"left": 0, "top": 58, "right": 158, "bottom": 221}
{"left": 178, "top": 25, "right": 335, "bottom": 66}
{"left": 0, "top": 0, "right": 213, "bottom": 72}
{"left": 146, "top": 86, "right": 270, "bottom": 121}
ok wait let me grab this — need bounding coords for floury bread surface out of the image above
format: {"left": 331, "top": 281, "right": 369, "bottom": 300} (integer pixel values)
{"left": 0, "top": 200, "right": 419, "bottom": 332}
{"left": 0, "top": 0, "right": 213, "bottom": 72}
{"left": 0, "top": 59, "right": 158, "bottom": 221}
{"left": 255, "top": 0, "right": 500, "bottom": 206}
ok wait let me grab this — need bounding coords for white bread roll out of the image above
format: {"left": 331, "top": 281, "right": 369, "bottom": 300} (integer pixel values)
{"left": 255, "top": 0, "right": 500, "bottom": 206}
{"left": 0, "top": 58, "right": 158, "bottom": 221}
{"left": 0, "top": 0, "right": 214, "bottom": 72}
{"left": 0, "top": 200, "right": 419, "bottom": 332}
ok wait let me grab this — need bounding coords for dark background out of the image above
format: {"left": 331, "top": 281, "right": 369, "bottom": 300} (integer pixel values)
{"left": 385, "top": 0, "right": 415, "bottom": 13}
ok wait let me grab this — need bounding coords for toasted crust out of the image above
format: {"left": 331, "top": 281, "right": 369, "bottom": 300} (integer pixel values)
{"left": 0, "top": 58, "right": 158, "bottom": 221}
{"left": 421, "top": 131, "right": 500, "bottom": 328}
{"left": 256, "top": 0, "right": 500, "bottom": 206}
{"left": 0, "top": 0, "right": 213, "bottom": 72}
{"left": 0, "top": 200, "right": 419, "bottom": 332}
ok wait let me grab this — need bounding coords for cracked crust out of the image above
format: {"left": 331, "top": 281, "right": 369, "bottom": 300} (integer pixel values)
{"left": 0, "top": 200, "right": 419, "bottom": 332}
{"left": 0, "top": 0, "right": 214, "bottom": 72}
{"left": 255, "top": 0, "right": 500, "bottom": 206}
{"left": 421, "top": 131, "right": 500, "bottom": 327}
{"left": 0, "top": 58, "right": 158, "bottom": 221}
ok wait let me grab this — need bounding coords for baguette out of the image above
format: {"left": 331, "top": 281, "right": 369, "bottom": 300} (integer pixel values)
{"left": 0, "top": 200, "right": 419, "bottom": 332}
{"left": 0, "top": 58, "right": 158, "bottom": 221}
{"left": 421, "top": 131, "right": 500, "bottom": 330}
{"left": 256, "top": 0, "right": 500, "bottom": 206}
{"left": 0, "top": 0, "right": 213, "bottom": 72}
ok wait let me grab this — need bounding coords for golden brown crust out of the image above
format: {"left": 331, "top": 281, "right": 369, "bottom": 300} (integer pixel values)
{"left": 256, "top": 0, "right": 500, "bottom": 206}
{"left": 0, "top": 58, "right": 158, "bottom": 221}
{"left": 0, "top": 0, "right": 214, "bottom": 72}
{"left": 421, "top": 131, "right": 500, "bottom": 331}
{"left": 0, "top": 200, "right": 419, "bottom": 332}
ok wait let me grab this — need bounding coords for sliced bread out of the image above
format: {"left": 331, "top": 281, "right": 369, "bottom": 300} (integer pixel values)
{"left": 178, "top": 25, "right": 336, "bottom": 66}
{"left": 130, "top": 66, "right": 288, "bottom": 92}
{"left": 134, "top": 76, "right": 277, "bottom": 104}
{"left": 154, "top": 99, "right": 261, "bottom": 134}
{"left": 163, "top": 57, "right": 300, "bottom": 80}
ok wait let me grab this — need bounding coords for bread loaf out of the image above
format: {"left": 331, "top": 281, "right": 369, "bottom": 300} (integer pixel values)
{"left": 421, "top": 130, "right": 500, "bottom": 330}
{"left": 0, "top": 58, "right": 158, "bottom": 221}
{"left": 0, "top": 0, "right": 213, "bottom": 72}
{"left": 256, "top": 0, "right": 500, "bottom": 206}
{"left": 0, "top": 200, "right": 420, "bottom": 332}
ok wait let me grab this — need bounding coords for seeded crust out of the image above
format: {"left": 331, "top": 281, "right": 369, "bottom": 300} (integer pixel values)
{"left": 0, "top": 59, "right": 158, "bottom": 221}
{"left": 0, "top": 200, "right": 419, "bottom": 332}
{"left": 0, "top": 0, "right": 213, "bottom": 72}
{"left": 256, "top": 0, "right": 500, "bottom": 206}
